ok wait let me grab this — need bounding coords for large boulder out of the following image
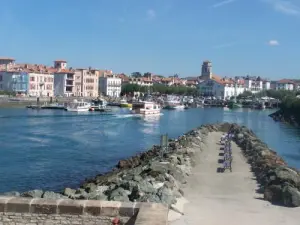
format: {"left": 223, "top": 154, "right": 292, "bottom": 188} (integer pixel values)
{"left": 282, "top": 185, "right": 300, "bottom": 207}
{"left": 21, "top": 189, "right": 44, "bottom": 198}
{"left": 268, "top": 166, "right": 300, "bottom": 188}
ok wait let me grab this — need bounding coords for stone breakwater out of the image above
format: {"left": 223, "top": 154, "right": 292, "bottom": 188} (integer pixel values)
{"left": 3, "top": 124, "right": 210, "bottom": 207}
{"left": 228, "top": 123, "right": 300, "bottom": 207}
{"left": 3, "top": 122, "right": 300, "bottom": 208}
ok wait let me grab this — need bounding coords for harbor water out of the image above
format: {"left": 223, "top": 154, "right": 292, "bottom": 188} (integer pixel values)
{"left": 0, "top": 107, "right": 299, "bottom": 193}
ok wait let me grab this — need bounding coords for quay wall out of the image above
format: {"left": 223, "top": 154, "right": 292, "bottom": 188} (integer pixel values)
{"left": 0, "top": 196, "right": 168, "bottom": 225}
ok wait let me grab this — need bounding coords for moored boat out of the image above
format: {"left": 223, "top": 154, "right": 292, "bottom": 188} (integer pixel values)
{"left": 120, "top": 99, "right": 132, "bottom": 108}
{"left": 66, "top": 100, "right": 91, "bottom": 112}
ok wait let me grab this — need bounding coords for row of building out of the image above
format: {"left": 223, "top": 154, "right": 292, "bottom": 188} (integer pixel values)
{"left": 0, "top": 57, "right": 298, "bottom": 99}
{"left": 0, "top": 58, "right": 117, "bottom": 97}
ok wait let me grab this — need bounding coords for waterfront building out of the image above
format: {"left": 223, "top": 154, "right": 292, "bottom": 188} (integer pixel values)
{"left": 129, "top": 77, "right": 153, "bottom": 86}
{"left": 198, "top": 60, "right": 245, "bottom": 99}
{"left": 244, "top": 75, "right": 270, "bottom": 93}
{"left": 99, "top": 75, "right": 122, "bottom": 97}
{"left": 74, "top": 68, "right": 99, "bottom": 97}
{"left": 53, "top": 60, "right": 75, "bottom": 97}
{"left": 0, "top": 60, "right": 54, "bottom": 97}
{"left": 275, "top": 79, "right": 295, "bottom": 91}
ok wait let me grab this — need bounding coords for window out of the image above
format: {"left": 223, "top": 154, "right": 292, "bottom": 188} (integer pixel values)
{"left": 0, "top": 75, "right": 2, "bottom": 81}
{"left": 30, "top": 77, "right": 35, "bottom": 82}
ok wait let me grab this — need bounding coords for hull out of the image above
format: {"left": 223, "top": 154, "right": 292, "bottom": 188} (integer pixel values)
{"left": 132, "top": 109, "right": 161, "bottom": 115}
{"left": 66, "top": 106, "right": 90, "bottom": 112}
{"left": 120, "top": 103, "right": 132, "bottom": 108}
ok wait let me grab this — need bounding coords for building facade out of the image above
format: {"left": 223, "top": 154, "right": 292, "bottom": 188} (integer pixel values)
{"left": 198, "top": 60, "right": 245, "bottom": 99}
{"left": 275, "top": 79, "right": 294, "bottom": 91}
{"left": 0, "top": 60, "right": 54, "bottom": 96}
{"left": 74, "top": 68, "right": 99, "bottom": 97}
{"left": 53, "top": 60, "right": 75, "bottom": 97}
{"left": 244, "top": 75, "right": 270, "bottom": 93}
{"left": 99, "top": 76, "right": 122, "bottom": 97}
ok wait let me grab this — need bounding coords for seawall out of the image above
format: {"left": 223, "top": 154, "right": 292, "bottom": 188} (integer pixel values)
{"left": 0, "top": 197, "right": 168, "bottom": 225}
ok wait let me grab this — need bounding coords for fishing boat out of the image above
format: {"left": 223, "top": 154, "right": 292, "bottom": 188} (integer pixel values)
{"left": 66, "top": 100, "right": 91, "bottom": 112}
{"left": 120, "top": 99, "right": 132, "bottom": 108}
{"left": 227, "top": 101, "right": 242, "bottom": 109}
{"left": 131, "top": 101, "right": 161, "bottom": 115}
{"left": 41, "top": 103, "right": 65, "bottom": 110}
{"left": 164, "top": 96, "right": 185, "bottom": 110}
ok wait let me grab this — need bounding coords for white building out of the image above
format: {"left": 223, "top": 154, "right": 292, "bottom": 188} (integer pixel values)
{"left": 99, "top": 75, "right": 122, "bottom": 97}
{"left": 275, "top": 79, "right": 294, "bottom": 91}
{"left": 244, "top": 75, "right": 270, "bottom": 93}
{"left": 198, "top": 60, "right": 245, "bottom": 99}
{"left": 129, "top": 76, "right": 153, "bottom": 86}
{"left": 53, "top": 60, "right": 75, "bottom": 97}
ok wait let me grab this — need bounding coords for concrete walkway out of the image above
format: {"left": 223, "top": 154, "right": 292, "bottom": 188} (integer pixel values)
{"left": 170, "top": 132, "right": 300, "bottom": 225}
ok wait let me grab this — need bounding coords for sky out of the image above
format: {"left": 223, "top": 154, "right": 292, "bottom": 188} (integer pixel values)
{"left": 0, "top": 0, "right": 300, "bottom": 79}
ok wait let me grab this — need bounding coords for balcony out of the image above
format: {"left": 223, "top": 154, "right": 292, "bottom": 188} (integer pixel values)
{"left": 66, "top": 81, "right": 74, "bottom": 86}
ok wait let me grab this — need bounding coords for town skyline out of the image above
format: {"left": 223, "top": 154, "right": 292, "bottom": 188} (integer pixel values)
{"left": 1, "top": 0, "right": 300, "bottom": 78}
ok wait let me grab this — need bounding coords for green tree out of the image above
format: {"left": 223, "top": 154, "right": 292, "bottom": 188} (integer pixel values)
{"left": 143, "top": 72, "right": 151, "bottom": 77}
{"left": 131, "top": 72, "right": 142, "bottom": 78}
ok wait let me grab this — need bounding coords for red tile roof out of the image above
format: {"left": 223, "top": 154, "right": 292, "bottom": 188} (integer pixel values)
{"left": 277, "top": 79, "right": 295, "bottom": 84}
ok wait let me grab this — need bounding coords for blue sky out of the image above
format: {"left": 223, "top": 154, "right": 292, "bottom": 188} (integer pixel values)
{"left": 0, "top": 0, "right": 300, "bottom": 79}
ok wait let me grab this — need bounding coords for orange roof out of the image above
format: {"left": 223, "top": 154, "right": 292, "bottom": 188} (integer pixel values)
{"left": 0, "top": 63, "right": 55, "bottom": 74}
{"left": 55, "top": 69, "right": 74, "bottom": 74}
{"left": 142, "top": 77, "right": 152, "bottom": 82}
{"left": 161, "top": 78, "right": 172, "bottom": 82}
{"left": 277, "top": 79, "right": 295, "bottom": 84}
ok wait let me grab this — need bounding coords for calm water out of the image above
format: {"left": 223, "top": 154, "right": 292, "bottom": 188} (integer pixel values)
{"left": 0, "top": 107, "right": 299, "bottom": 193}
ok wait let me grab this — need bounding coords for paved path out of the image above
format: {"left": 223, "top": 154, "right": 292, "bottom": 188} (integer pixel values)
{"left": 170, "top": 132, "right": 300, "bottom": 225}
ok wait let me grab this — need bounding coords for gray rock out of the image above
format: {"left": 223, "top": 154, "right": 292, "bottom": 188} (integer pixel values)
{"left": 133, "top": 175, "right": 143, "bottom": 182}
{"left": 139, "top": 180, "right": 156, "bottom": 193}
{"left": 270, "top": 167, "right": 300, "bottom": 188}
{"left": 42, "top": 191, "right": 67, "bottom": 200}
{"left": 84, "top": 183, "right": 98, "bottom": 193}
{"left": 264, "top": 185, "right": 282, "bottom": 204}
{"left": 21, "top": 189, "right": 44, "bottom": 198}
{"left": 282, "top": 185, "right": 300, "bottom": 207}
{"left": 157, "top": 187, "right": 176, "bottom": 205}
{"left": 109, "top": 187, "right": 129, "bottom": 202}
{"left": 139, "top": 194, "right": 161, "bottom": 203}
{"left": 63, "top": 188, "right": 76, "bottom": 198}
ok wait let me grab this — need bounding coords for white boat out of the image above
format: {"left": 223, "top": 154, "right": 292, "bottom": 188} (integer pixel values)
{"left": 131, "top": 101, "right": 161, "bottom": 115}
{"left": 66, "top": 100, "right": 91, "bottom": 112}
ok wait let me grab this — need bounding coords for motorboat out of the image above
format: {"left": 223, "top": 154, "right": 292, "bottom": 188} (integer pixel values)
{"left": 66, "top": 99, "right": 91, "bottom": 112}
{"left": 131, "top": 101, "right": 161, "bottom": 115}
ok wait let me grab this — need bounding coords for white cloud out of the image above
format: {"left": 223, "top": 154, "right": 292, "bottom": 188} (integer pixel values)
{"left": 212, "top": 0, "right": 237, "bottom": 8}
{"left": 264, "top": 0, "right": 300, "bottom": 16}
{"left": 146, "top": 9, "right": 156, "bottom": 20}
{"left": 268, "top": 40, "right": 280, "bottom": 46}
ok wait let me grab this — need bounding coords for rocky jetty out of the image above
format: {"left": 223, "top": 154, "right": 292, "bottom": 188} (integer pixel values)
{"left": 269, "top": 110, "right": 299, "bottom": 127}
{"left": 227, "top": 123, "right": 300, "bottom": 207}
{"left": 3, "top": 122, "right": 300, "bottom": 208}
